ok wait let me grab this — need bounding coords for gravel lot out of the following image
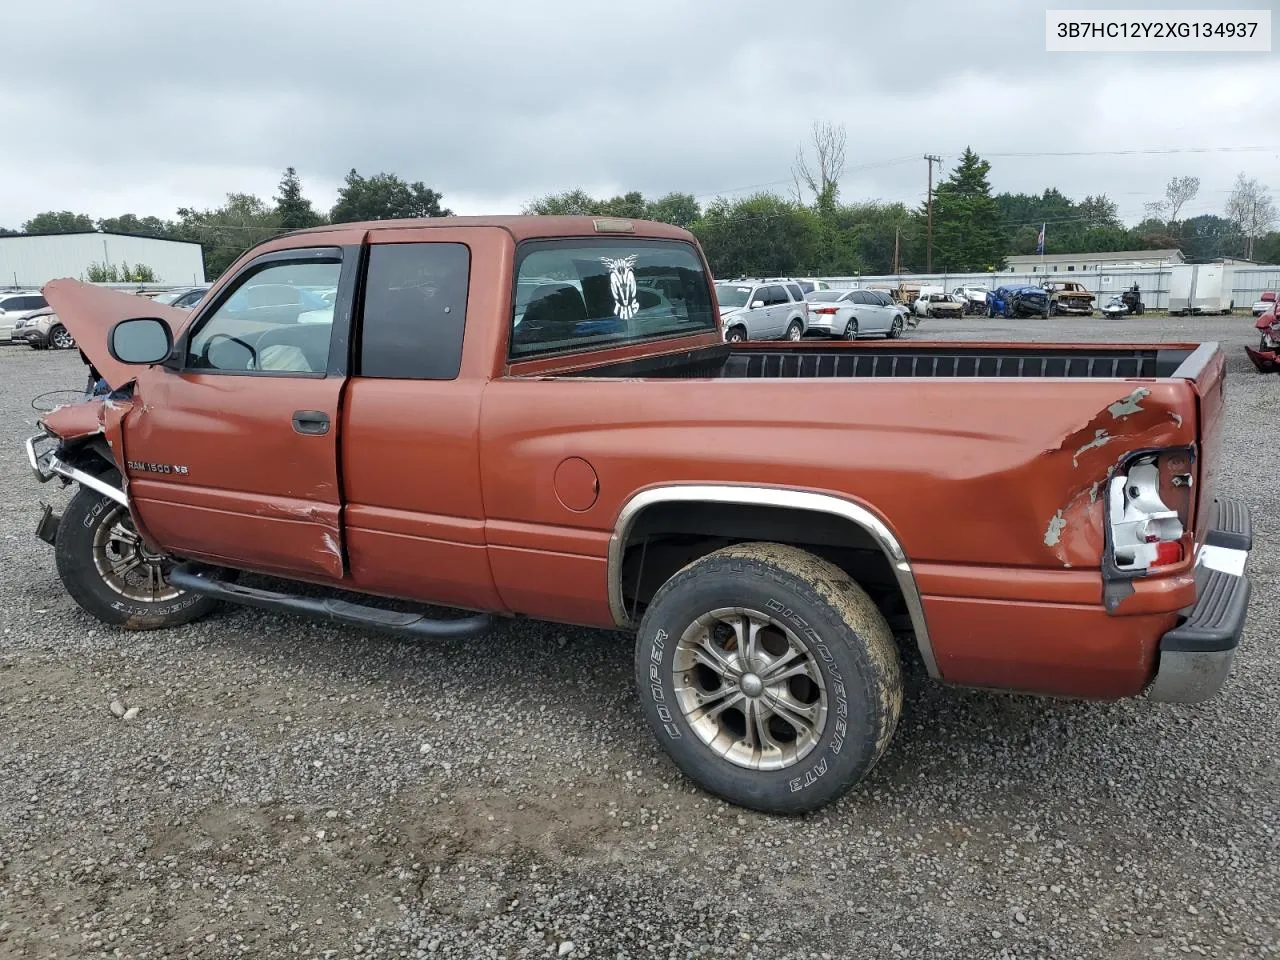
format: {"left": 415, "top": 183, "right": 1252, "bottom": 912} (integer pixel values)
{"left": 1, "top": 315, "right": 1276, "bottom": 959}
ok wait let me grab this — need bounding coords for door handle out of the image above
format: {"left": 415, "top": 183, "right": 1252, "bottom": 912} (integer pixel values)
{"left": 292, "top": 410, "right": 330, "bottom": 436}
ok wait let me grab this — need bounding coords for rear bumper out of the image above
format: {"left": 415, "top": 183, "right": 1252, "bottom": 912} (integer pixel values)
{"left": 1146, "top": 496, "right": 1253, "bottom": 703}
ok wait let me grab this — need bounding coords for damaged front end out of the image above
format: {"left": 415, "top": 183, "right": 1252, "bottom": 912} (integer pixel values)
{"left": 26, "top": 382, "right": 136, "bottom": 547}
{"left": 1245, "top": 312, "right": 1280, "bottom": 372}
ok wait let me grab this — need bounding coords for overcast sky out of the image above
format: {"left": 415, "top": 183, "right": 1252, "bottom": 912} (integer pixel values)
{"left": 2, "top": 0, "right": 1276, "bottom": 230}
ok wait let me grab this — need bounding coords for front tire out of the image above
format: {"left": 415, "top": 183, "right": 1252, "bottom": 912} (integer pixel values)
{"left": 887, "top": 315, "right": 904, "bottom": 339}
{"left": 725, "top": 325, "right": 746, "bottom": 343}
{"left": 49, "top": 324, "right": 75, "bottom": 350}
{"left": 634, "top": 542, "right": 903, "bottom": 815}
{"left": 55, "top": 484, "right": 222, "bottom": 629}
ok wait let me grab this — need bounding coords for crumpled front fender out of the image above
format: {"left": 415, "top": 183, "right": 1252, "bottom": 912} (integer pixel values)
{"left": 1245, "top": 345, "right": 1279, "bottom": 373}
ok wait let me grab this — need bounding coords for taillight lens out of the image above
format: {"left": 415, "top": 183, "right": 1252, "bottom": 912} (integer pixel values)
{"left": 815, "top": 307, "right": 838, "bottom": 315}
{"left": 1109, "top": 449, "right": 1194, "bottom": 573}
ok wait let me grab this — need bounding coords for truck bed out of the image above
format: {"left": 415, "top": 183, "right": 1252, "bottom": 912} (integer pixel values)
{"left": 565, "top": 342, "right": 1205, "bottom": 380}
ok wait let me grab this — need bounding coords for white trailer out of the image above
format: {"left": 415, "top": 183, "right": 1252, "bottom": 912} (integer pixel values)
{"left": 1168, "top": 264, "right": 1236, "bottom": 315}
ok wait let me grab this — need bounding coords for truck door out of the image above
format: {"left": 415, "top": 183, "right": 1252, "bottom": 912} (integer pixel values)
{"left": 121, "top": 244, "right": 360, "bottom": 581}
{"left": 337, "top": 231, "right": 505, "bottom": 613}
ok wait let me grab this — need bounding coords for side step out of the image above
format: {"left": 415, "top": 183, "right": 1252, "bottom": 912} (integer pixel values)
{"left": 167, "top": 562, "right": 495, "bottom": 639}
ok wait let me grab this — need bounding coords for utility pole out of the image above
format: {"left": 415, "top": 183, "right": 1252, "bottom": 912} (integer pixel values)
{"left": 893, "top": 227, "right": 901, "bottom": 274}
{"left": 924, "top": 155, "right": 942, "bottom": 273}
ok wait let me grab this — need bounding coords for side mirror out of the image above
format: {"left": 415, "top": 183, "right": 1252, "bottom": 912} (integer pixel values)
{"left": 109, "top": 317, "right": 173, "bottom": 365}
{"left": 750, "top": 300, "right": 765, "bottom": 309}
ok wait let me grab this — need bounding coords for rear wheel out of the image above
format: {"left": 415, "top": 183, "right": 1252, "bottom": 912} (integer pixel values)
{"left": 842, "top": 318, "right": 858, "bottom": 340}
{"left": 785, "top": 320, "right": 803, "bottom": 342}
{"left": 55, "top": 483, "right": 223, "bottom": 629}
{"left": 634, "top": 542, "right": 903, "bottom": 814}
{"left": 725, "top": 325, "right": 747, "bottom": 343}
{"left": 49, "top": 324, "right": 75, "bottom": 350}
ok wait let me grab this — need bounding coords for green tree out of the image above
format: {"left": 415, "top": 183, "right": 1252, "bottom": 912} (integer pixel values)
{"left": 645, "top": 192, "right": 701, "bottom": 228}
{"left": 1254, "top": 231, "right": 1280, "bottom": 265}
{"left": 23, "top": 211, "right": 96, "bottom": 234}
{"left": 521, "top": 189, "right": 600, "bottom": 215}
{"left": 274, "top": 166, "right": 323, "bottom": 231}
{"left": 692, "top": 194, "right": 819, "bottom": 278}
{"left": 97, "top": 214, "right": 178, "bottom": 237}
{"left": 1178, "top": 214, "right": 1239, "bottom": 261}
{"left": 929, "top": 148, "right": 1007, "bottom": 271}
{"left": 175, "top": 193, "right": 280, "bottom": 277}
{"left": 329, "top": 169, "right": 451, "bottom": 223}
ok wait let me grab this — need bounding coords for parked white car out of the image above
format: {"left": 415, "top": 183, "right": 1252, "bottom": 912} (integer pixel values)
{"left": 715, "top": 280, "right": 809, "bottom": 343}
{"left": 951, "top": 285, "right": 989, "bottom": 314}
{"left": 804, "top": 289, "right": 905, "bottom": 340}
{"left": 0, "top": 291, "right": 50, "bottom": 343}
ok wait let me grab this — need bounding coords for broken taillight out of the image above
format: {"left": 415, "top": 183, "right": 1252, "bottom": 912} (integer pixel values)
{"left": 1109, "top": 450, "right": 1194, "bottom": 573}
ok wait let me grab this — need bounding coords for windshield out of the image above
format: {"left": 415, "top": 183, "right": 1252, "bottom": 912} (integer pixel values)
{"left": 715, "top": 285, "right": 754, "bottom": 308}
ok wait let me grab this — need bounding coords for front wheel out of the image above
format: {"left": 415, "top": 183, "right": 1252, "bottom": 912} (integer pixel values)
{"left": 634, "top": 542, "right": 903, "bottom": 815}
{"left": 887, "top": 315, "right": 904, "bottom": 339}
{"left": 49, "top": 324, "right": 76, "bottom": 350}
{"left": 725, "top": 326, "right": 746, "bottom": 344}
{"left": 55, "top": 484, "right": 223, "bottom": 629}
{"left": 785, "top": 320, "right": 803, "bottom": 342}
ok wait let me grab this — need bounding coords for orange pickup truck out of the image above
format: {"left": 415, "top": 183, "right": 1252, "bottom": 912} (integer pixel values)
{"left": 25, "top": 216, "right": 1253, "bottom": 814}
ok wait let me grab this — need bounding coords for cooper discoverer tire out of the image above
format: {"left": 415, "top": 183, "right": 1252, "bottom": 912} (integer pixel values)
{"left": 55, "top": 483, "right": 223, "bottom": 630}
{"left": 634, "top": 542, "right": 903, "bottom": 815}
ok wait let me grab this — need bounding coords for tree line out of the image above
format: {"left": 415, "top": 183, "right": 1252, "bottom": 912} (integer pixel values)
{"left": 4, "top": 126, "right": 1277, "bottom": 279}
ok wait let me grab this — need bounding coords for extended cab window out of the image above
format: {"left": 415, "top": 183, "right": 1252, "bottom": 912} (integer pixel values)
{"left": 359, "top": 242, "right": 470, "bottom": 380}
{"left": 187, "top": 259, "right": 341, "bottom": 374}
{"left": 509, "top": 238, "right": 715, "bottom": 359}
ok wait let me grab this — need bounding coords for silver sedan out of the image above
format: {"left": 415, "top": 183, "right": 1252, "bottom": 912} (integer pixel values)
{"left": 804, "top": 289, "right": 904, "bottom": 340}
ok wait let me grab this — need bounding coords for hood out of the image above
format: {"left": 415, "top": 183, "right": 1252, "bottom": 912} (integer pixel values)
{"left": 42, "top": 279, "right": 194, "bottom": 391}
{"left": 719, "top": 305, "right": 744, "bottom": 317}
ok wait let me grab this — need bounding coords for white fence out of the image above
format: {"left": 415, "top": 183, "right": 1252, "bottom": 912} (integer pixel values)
{"left": 814, "top": 265, "right": 1280, "bottom": 311}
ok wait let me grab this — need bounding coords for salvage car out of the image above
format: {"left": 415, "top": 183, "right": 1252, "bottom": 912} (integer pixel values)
{"left": 1252, "top": 292, "right": 1276, "bottom": 318}
{"left": 1043, "top": 280, "right": 1096, "bottom": 317}
{"left": 11, "top": 307, "right": 75, "bottom": 350}
{"left": 24, "top": 215, "right": 1254, "bottom": 816}
{"left": 714, "top": 279, "right": 808, "bottom": 342}
{"left": 1009, "top": 285, "right": 1051, "bottom": 319}
{"left": 0, "top": 290, "right": 50, "bottom": 343}
{"left": 913, "top": 291, "right": 965, "bottom": 319}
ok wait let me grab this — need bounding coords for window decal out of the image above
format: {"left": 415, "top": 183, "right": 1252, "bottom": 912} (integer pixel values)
{"left": 600, "top": 255, "right": 639, "bottom": 321}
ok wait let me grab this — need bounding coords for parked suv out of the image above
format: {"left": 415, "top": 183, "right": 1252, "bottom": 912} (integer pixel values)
{"left": 12, "top": 307, "right": 76, "bottom": 350}
{"left": 0, "top": 291, "right": 50, "bottom": 342}
{"left": 715, "top": 279, "right": 808, "bottom": 342}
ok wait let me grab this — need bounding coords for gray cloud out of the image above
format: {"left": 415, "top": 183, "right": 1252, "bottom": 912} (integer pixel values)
{"left": 2, "top": 0, "right": 1276, "bottom": 228}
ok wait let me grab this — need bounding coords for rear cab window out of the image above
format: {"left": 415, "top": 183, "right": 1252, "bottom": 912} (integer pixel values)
{"left": 510, "top": 238, "right": 716, "bottom": 360}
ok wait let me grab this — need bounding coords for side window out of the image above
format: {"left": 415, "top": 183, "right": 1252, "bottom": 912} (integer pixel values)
{"left": 187, "top": 258, "right": 342, "bottom": 374}
{"left": 749, "top": 287, "right": 766, "bottom": 307}
{"left": 359, "top": 242, "right": 470, "bottom": 380}
{"left": 27, "top": 296, "right": 48, "bottom": 310}
{"left": 766, "top": 285, "right": 787, "bottom": 306}
{"left": 849, "top": 291, "right": 870, "bottom": 305}
{"left": 786, "top": 283, "right": 804, "bottom": 302}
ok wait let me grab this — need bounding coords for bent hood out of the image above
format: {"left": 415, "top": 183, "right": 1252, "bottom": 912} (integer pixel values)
{"left": 42, "top": 278, "right": 194, "bottom": 391}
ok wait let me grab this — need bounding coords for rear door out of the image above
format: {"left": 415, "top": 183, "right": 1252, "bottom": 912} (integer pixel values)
{"left": 121, "top": 244, "right": 360, "bottom": 581}
{"left": 765, "top": 285, "right": 789, "bottom": 336}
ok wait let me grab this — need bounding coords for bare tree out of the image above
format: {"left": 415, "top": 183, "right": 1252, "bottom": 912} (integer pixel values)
{"left": 792, "top": 121, "right": 847, "bottom": 208}
{"left": 1163, "top": 175, "right": 1200, "bottom": 224}
{"left": 1142, "top": 200, "right": 1168, "bottom": 222}
{"left": 1225, "top": 172, "right": 1277, "bottom": 260}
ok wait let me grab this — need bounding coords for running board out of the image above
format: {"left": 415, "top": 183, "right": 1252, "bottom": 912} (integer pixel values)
{"left": 168, "top": 562, "right": 495, "bottom": 639}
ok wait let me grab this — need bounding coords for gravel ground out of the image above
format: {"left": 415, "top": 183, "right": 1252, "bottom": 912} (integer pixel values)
{"left": 1, "top": 315, "right": 1276, "bottom": 959}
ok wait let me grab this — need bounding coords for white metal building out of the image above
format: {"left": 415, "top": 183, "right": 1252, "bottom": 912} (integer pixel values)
{"left": 1004, "top": 249, "right": 1186, "bottom": 274}
{"left": 0, "top": 232, "right": 205, "bottom": 288}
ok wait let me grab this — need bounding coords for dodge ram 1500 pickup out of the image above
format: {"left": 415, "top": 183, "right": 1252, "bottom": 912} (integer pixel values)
{"left": 24, "top": 215, "right": 1254, "bottom": 815}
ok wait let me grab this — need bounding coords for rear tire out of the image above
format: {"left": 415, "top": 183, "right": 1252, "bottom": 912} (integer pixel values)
{"left": 842, "top": 318, "right": 858, "bottom": 340}
{"left": 785, "top": 320, "right": 803, "bottom": 342}
{"left": 55, "top": 483, "right": 222, "bottom": 630}
{"left": 634, "top": 542, "right": 903, "bottom": 815}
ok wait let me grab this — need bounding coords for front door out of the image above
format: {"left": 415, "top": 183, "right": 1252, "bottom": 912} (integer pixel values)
{"left": 121, "top": 244, "right": 360, "bottom": 581}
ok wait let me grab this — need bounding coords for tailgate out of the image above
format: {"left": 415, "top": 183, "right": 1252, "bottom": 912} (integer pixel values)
{"left": 1176, "top": 343, "right": 1227, "bottom": 546}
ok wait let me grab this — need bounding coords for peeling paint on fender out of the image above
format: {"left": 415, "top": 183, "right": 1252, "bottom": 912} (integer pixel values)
{"left": 1107, "top": 388, "right": 1150, "bottom": 419}
{"left": 1073, "top": 429, "right": 1112, "bottom": 467}
{"left": 1044, "top": 510, "right": 1067, "bottom": 547}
